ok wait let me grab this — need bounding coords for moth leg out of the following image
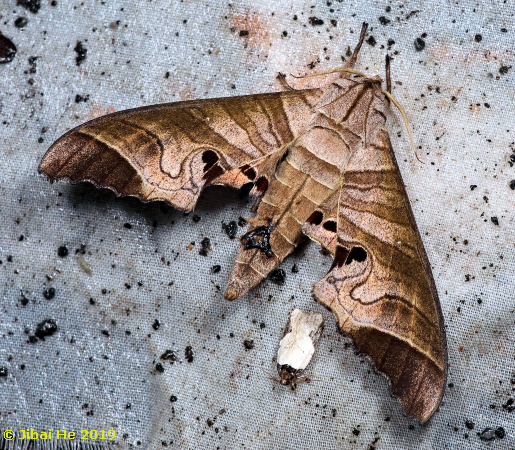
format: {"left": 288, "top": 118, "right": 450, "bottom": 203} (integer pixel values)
{"left": 341, "top": 22, "right": 368, "bottom": 73}
{"left": 277, "top": 72, "right": 295, "bottom": 91}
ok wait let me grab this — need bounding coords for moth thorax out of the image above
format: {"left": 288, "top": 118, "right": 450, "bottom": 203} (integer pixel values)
{"left": 277, "top": 364, "right": 298, "bottom": 385}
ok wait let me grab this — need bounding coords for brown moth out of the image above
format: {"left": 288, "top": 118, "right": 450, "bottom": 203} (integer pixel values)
{"left": 39, "top": 23, "right": 447, "bottom": 422}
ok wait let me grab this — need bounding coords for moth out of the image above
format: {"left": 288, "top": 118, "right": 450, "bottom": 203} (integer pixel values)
{"left": 39, "top": 23, "right": 447, "bottom": 422}
{"left": 275, "top": 308, "right": 324, "bottom": 388}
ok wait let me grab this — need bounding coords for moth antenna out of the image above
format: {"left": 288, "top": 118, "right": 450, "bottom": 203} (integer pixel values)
{"left": 291, "top": 67, "right": 367, "bottom": 79}
{"left": 342, "top": 22, "right": 368, "bottom": 72}
{"left": 381, "top": 90, "right": 423, "bottom": 164}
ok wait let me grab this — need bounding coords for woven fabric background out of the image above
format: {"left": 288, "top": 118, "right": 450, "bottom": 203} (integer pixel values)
{"left": 1, "top": 0, "right": 514, "bottom": 448}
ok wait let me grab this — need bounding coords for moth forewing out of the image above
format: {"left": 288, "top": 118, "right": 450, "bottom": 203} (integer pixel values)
{"left": 276, "top": 309, "right": 324, "bottom": 387}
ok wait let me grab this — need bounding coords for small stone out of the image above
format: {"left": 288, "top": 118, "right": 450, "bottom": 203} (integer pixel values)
{"left": 57, "top": 245, "right": 68, "bottom": 257}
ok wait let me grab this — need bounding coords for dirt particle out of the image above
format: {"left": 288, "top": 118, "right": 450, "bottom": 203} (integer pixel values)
{"left": 465, "top": 420, "right": 475, "bottom": 430}
{"left": 199, "top": 237, "right": 211, "bottom": 256}
{"left": 243, "top": 339, "right": 255, "bottom": 350}
{"left": 185, "top": 346, "right": 194, "bottom": 363}
{"left": 160, "top": 350, "right": 177, "bottom": 361}
{"left": 17, "top": 0, "right": 40, "bottom": 13}
{"left": 238, "top": 216, "right": 248, "bottom": 227}
{"left": 0, "top": 34, "right": 17, "bottom": 64}
{"left": 211, "top": 264, "right": 221, "bottom": 273}
{"left": 152, "top": 319, "right": 160, "bottom": 330}
{"left": 14, "top": 17, "right": 29, "bottom": 28}
{"left": 222, "top": 221, "right": 238, "bottom": 239}
{"left": 491, "top": 216, "right": 499, "bottom": 226}
{"left": 35, "top": 319, "right": 58, "bottom": 340}
{"left": 239, "top": 30, "right": 249, "bottom": 37}
{"left": 292, "top": 264, "right": 299, "bottom": 273}
{"left": 495, "top": 427, "right": 505, "bottom": 439}
{"left": 75, "top": 94, "right": 90, "bottom": 103}
{"left": 155, "top": 363, "right": 164, "bottom": 373}
{"left": 378, "top": 16, "right": 390, "bottom": 25}
{"left": 499, "top": 63, "right": 512, "bottom": 75}
{"left": 269, "top": 269, "right": 286, "bottom": 285}
{"left": 170, "top": 395, "right": 178, "bottom": 402}
{"left": 414, "top": 37, "right": 426, "bottom": 51}
{"left": 192, "top": 214, "right": 201, "bottom": 223}
{"left": 474, "top": 34, "right": 482, "bottom": 42}
{"left": 57, "top": 245, "right": 68, "bottom": 257}
{"left": 74, "top": 41, "right": 87, "bottom": 66}
{"left": 0, "top": 367, "right": 7, "bottom": 377}
{"left": 308, "top": 17, "right": 324, "bottom": 26}
{"left": 43, "top": 288, "right": 55, "bottom": 300}
{"left": 479, "top": 428, "right": 495, "bottom": 441}
{"left": 470, "top": 185, "right": 477, "bottom": 190}
{"left": 366, "top": 36, "right": 376, "bottom": 46}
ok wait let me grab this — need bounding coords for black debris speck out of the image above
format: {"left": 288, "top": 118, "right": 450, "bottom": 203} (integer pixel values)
{"left": 223, "top": 221, "right": 238, "bottom": 239}
{"left": 465, "top": 420, "right": 474, "bottom": 430}
{"left": 499, "top": 64, "right": 512, "bottom": 75}
{"left": 269, "top": 269, "right": 286, "bottom": 285}
{"left": 491, "top": 216, "right": 499, "bottom": 226}
{"left": 75, "top": 94, "right": 90, "bottom": 103}
{"left": 155, "top": 363, "right": 164, "bottom": 373}
{"left": 260, "top": 322, "right": 265, "bottom": 329}
{"left": 414, "top": 37, "right": 426, "bottom": 51}
{"left": 57, "top": 245, "right": 69, "bottom": 257}
{"left": 330, "top": 19, "right": 337, "bottom": 26}
{"left": 43, "top": 288, "right": 55, "bottom": 300}
{"left": 470, "top": 185, "right": 477, "bottom": 191}
{"left": 74, "top": 41, "right": 87, "bottom": 66}
{"left": 211, "top": 264, "right": 221, "bottom": 273}
{"left": 495, "top": 427, "right": 505, "bottom": 439}
{"left": 101, "top": 330, "right": 109, "bottom": 337}
{"left": 366, "top": 36, "right": 376, "bottom": 46}
{"left": 474, "top": 34, "right": 482, "bottom": 42}
{"left": 192, "top": 214, "right": 201, "bottom": 223}
{"left": 352, "top": 428, "right": 360, "bottom": 436}
{"left": 387, "top": 38, "right": 395, "bottom": 46}
{"left": 238, "top": 216, "right": 248, "bottom": 227}
{"left": 123, "top": 223, "right": 132, "bottom": 229}
{"left": 292, "top": 264, "right": 299, "bottom": 273}
{"left": 17, "top": 0, "right": 40, "bottom": 13}
{"left": 35, "top": 319, "right": 58, "bottom": 340}
{"left": 199, "top": 237, "right": 211, "bottom": 256}
{"left": 239, "top": 30, "right": 249, "bottom": 37}
{"left": 509, "top": 180, "right": 515, "bottom": 190}
{"left": 479, "top": 428, "right": 495, "bottom": 441}
{"left": 14, "top": 17, "right": 29, "bottom": 28}
{"left": 152, "top": 319, "right": 160, "bottom": 330}
{"left": 378, "top": 16, "right": 390, "bottom": 25}
{"left": 170, "top": 395, "right": 178, "bottom": 403}
{"left": 160, "top": 350, "right": 177, "bottom": 361}
{"left": 185, "top": 346, "right": 194, "bottom": 363}
{"left": 309, "top": 17, "right": 324, "bottom": 26}
{"left": 0, "top": 367, "right": 7, "bottom": 377}
{"left": 0, "top": 34, "right": 17, "bottom": 64}
{"left": 243, "top": 339, "right": 255, "bottom": 350}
